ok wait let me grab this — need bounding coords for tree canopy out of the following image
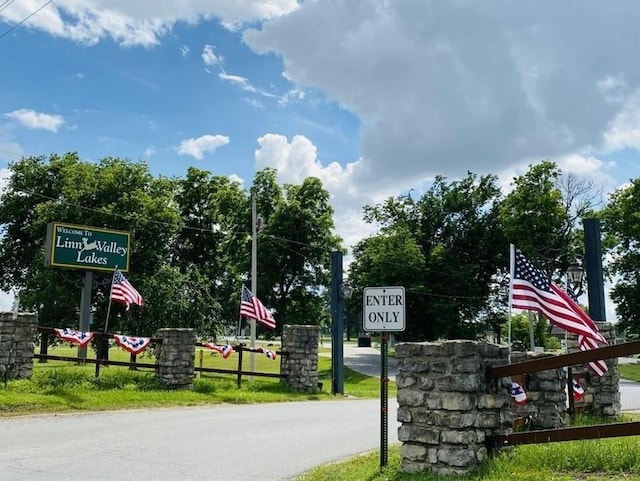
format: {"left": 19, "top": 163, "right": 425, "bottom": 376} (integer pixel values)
{"left": 0, "top": 154, "right": 340, "bottom": 338}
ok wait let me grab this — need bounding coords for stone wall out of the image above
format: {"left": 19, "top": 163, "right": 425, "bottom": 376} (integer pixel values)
{"left": 510, "top": 351, "right": 568, "bottom": 429}
{"left": 396, "top": 341, "right": 511, "bottom": 476}
{"left": 565, "top": 322, "right": 620, "bottom": 417}
{"left": 155, "top": 328, "right": 196, "bottom": 389}
{"left": 0, "top": 312, "right": 37, "bottom": 380}
{"left": 280, "top": 324, "right": 319, "bottom": 393}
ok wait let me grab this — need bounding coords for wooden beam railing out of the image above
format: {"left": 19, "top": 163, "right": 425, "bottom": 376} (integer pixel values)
{"left": 487, "top": 340, "right": 640, "bottom": 379}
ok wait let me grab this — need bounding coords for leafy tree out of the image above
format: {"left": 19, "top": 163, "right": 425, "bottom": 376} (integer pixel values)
{"left": 499, "top": 161, "right": 579, "bottom": 274}
{"left": 0, "top": 153, "right": 182, "bottom": 337}
{"left": 600, "top": 178, "right": 640, "bottom": 335}
{"left": 172, "top": 168, "right": 249, "bottom": 338}
{"left": 348, "top": 227, "right": 426, "bottom": 339}
{"left": 501, "top": 313, "right": 551, "bottom": 351}
{"left": 351, "top": 172, "right": 505, "bottom": 341}
{"left": 250, "top": 169, "right": 342, "bottom": 334}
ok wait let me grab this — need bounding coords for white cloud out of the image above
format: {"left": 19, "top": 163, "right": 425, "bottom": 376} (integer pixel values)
{"left": 177, "top": 134, "right": 230, "bottom": 160}
{"left": 603, "top": 92, "right": 640, "bottom": 151}
{"left": 218, "top": 71, "right": 278, "bottom": 99}
{"left": 254, "top": 133, "right": 404, "bottom": 253}
{"left": 202, "top": 44, "right": 221, "bottom": 67}
{"left": 244, "top": 1, "right": 640, "bottom": 187}
{"left": 228, "top": 174, "right": 244, "bottom": 187}
{"left": 4, "top": 109, "right": 65, "bottom": 132}
{"left": 0, "top": 0, "right": 299, "bottom": 47}
{"left": 144, "top": 146, "right": 156, "bottom": 157}
{"left": 179, "top": 45, "right": 190, "bottom": 57}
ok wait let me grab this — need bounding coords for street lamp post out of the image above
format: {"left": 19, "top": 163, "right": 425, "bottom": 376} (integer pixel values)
{"left": 565, "top": 259, "right": 584, "bottom": 421}
{"left": 567, "top": 261, "right": 585, "bottom": 296}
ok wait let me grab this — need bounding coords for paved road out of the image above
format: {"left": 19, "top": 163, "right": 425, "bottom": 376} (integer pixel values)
{"left": 0, "top": 400, "right": 400, "bottom": 481}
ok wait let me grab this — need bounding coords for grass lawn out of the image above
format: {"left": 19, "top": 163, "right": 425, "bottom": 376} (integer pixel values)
{"left": 0, "top": 344, "right": 389, "bottom": 415}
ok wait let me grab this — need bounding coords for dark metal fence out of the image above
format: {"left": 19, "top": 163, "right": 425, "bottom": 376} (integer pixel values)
{"left": 485, "top": 340, "right": 640, "bottom": 450}
{"left": 34, "top": 326, "right": 286, "bottom": 388}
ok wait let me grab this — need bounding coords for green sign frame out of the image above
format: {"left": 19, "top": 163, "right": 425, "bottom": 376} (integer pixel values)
{"left": 45, "top": 222, "right": 131, "bottom": 272}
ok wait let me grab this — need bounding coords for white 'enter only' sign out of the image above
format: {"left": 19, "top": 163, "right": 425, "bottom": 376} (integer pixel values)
{"left": 362, "top": 286, "right": 406, "bottom": 332}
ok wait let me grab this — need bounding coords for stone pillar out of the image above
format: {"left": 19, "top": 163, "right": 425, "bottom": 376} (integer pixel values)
{"left": 510, "top": 351, "right": 568, "bottom": 429}
{"left": 280, "top": 324, "right": 319, "bottom": 393}
{"left": 0, "top": 312, "right": 37, "bottom": 380}
{"left": 155, "top": 328, "right": 196, "bottom": 390}
{"left": 566, "top": 323, "right": 620, "bottom": 418}
{"left": 396, "top": 341, "right": 510, "bottom": 476}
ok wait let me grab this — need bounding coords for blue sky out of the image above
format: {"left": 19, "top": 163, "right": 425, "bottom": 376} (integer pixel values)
{"left": 1, "top": 1, "right": 639, "bottom": 318}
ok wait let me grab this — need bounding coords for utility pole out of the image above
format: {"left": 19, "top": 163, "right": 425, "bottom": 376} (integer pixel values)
{"left": 250, "top": 190, "right": 258, "bottom": 374}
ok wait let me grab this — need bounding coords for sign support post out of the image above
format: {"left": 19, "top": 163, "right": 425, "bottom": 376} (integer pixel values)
{"left": 78, "top": 270, "right": 93, "bottom": 361}
{"left": 380, "top": 331, "right": 389, "bottom": 467}
{"left": 362, "top": 286, "right": 405, "bottom": 470}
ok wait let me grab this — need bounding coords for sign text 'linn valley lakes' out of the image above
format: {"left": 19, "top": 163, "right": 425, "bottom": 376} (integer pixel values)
{"left": 45, "top": 222, "right": 131, "bottom": 272}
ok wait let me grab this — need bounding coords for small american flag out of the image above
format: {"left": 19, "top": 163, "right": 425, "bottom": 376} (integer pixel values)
{"left": 110, "top": 269, "right": 144, "bottom": 310}
{"left": 510, "top": 381, "right": 527, "bottom": 405}
{"left": 240, "top": 285, "right": 276, "bottom": 329}
{"left": 572, "top": 379, "right": 585, "bottom": 402}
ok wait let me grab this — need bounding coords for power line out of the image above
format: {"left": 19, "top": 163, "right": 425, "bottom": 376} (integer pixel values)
{"left": 0, "top": 0, "right": 16, "bottom": 15}
{"left": 0, "top": 0, "right": 54, "bottom": 41}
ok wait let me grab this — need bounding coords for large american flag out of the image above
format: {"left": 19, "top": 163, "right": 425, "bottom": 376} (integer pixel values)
{"left": 240, "top": 285, "right": 276, "bottom": 329}
{"left": 510, "top": 246, "right": 608, "bottom": 376}
{"left": 110, "top": 269, "right": 144, "bottom": 310}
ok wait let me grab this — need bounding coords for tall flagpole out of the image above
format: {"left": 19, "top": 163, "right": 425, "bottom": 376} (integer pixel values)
{"left": 508, "top": 244, "right": 515, "bottom": 363}
{"left": 250, "top": 191, "right": 257, "bottom": 375}
{"left": 103, "top": 266, "right": 118, "bottom": 335}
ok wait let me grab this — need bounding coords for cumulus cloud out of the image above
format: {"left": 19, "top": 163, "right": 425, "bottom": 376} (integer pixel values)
{"left": 4, "top": 109, "right": 65, "bottom": 132}
{"left": 255, "top": 133, "right": 398, "bottom": 252}
{"left": 0, "top": 0, "right": 299, "bottom": 47}
{"left": 244, "top": 1, "right": 640, "bottom": 186}
{"left": 177, "top": 134, "right": 230, "bottom": 160}
{"left": 603, "top": 92, "right": 640, "bottom": 152}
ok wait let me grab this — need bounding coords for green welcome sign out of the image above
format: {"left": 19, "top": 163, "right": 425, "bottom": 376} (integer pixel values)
{"left": 45, "top": 222, "right": 131, "bottom": 272}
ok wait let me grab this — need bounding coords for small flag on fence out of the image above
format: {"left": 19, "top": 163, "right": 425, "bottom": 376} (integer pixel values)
{"left": 572, "top": 379, "right": 585, "bottom": 402}
{"left": 110, "top": 269, "right": 144, "bottom": 310}
{"left": 240, "top": 285, "right": 276, "bottom": 329}
{"left": 113, "top": 334, "right": 151, "bottom": 355}
{"left": 202, "top": 343, "right": 234, "bottom": 359}
{"left": 54, "top": 328, "right": 94, "bottom": 348}
{"left": 510, "top": 381, "right": 527, "bottom": 405}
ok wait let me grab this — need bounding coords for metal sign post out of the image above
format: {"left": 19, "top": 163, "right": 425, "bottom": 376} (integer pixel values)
{"left": 380, "top": 331, "right": 389, "bottom": 467}
{"left": 362, "top": 286, "right": 405, "bottom": 469}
